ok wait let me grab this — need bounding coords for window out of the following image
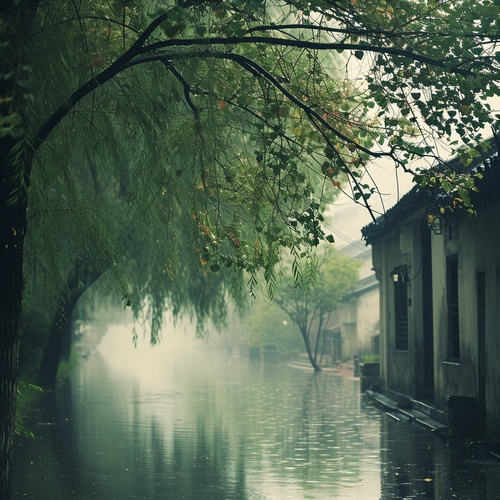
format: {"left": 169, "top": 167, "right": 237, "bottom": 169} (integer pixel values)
{"left": 446, "top": 255, "right": 460, "bottom": 360}
{"left": 393, "top": 266, "right": 409, "bottom": 351}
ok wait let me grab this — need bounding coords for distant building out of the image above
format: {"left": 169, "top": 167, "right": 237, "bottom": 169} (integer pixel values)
{"left": 362, "top": 139, "right": 500, "bottom": 438}
{"left": 328, "top": 242, "right": 379, "bottom": 362}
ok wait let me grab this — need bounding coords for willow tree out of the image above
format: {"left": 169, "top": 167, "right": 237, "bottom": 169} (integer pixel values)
{"left": 1, "top": 0, "right": 499, "bottom": 496}
{"left": 273, "top": 247, "right": 360, "bottom": 371}
{"left": 23, "top": 10, "right": 346, "bottom": 387}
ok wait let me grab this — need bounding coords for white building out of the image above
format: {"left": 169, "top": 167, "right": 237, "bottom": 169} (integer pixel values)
{"left": 329, "top": 242, "right": 379, "bottom": 361}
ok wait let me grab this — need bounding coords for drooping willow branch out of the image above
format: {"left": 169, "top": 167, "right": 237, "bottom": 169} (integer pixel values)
{"left": 307, "top": 112, "right": 378, "bottom": 222}
{"left": 127, "top": 50, "right": 393, "bottom": 160}
{"left": 31, "top": 12, "right": 489, "bottom": 174}
{"left": 156, "top": 58, "right": 200, "bottom": 119}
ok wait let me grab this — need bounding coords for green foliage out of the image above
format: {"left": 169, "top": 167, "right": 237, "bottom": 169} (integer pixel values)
{"left": 239, "top": 299, "right": 304, "bottom": 357}
{"left": 15, "top": 381, "right": 43, "bottom": 439}
{"left": 362, "top": 354, "right": 380, "bottom": 363}
{"left": 276, "top": 246, "right": 360, "bottom": 315}
{"left": 273, "top": 246, "right": 360, "bottom": 368}
{"left": 1, "top": 2, "right": 498, "bottom": 492}
{"left": 7, "top": 0, "right": 500, "bottom": 350}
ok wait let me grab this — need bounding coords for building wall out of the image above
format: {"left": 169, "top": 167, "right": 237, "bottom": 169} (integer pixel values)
{"left": 338, "top": 243, "right": 380, "bottom": 360}
{"left": 372, "top": 197, "right": 500, "bottom": 437}
{"left": 470, "top": 201, "right": 500, "bottom": 437}
{"left": 372, "top": 222, "right": 417, "bottom": 397}
{"left": 431, "top": 217, "right": 476, "bottom": 410}
{"left": 430, "top": 200, "right": 500, "bottom": 436}
{"left": 338, "top": 286, "right": 379, "bottom": 359}
{"left": 356, "top": 286, "right": 379, "bottom": 355}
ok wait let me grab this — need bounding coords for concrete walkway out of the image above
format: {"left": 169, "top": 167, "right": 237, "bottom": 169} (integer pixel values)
{"left": 287, "top": 359, "right": 357, "bottom": 378}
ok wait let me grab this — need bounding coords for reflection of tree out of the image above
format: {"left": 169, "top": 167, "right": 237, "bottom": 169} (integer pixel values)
{"left": 13, "top": 378, "right": 84, "bottom": 498}
{"left": 164, "top": 419, "right": 247, "bottom": 500}
{"left": 14, "top": 350, "right": 497, "bottom": 498}
{"left": 15, "top": 353, "right": 251, "bottom": 499}
{"left": 149, "top": 419, "right": 166, "bottom": 497}
{"left": 252, "top": 370, "right": 386, "bottom": 497}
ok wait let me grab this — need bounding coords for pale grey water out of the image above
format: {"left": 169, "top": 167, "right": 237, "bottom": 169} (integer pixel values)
{"left": 13, "top": 326, "right": 500, "bottom": 499}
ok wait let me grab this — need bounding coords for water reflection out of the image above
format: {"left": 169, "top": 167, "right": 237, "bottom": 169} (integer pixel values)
{"left": 13, "top": 326, "right": 500, "bottom": 499}
{"left": 379, "top": 416, "right": 500, "bottom": 499}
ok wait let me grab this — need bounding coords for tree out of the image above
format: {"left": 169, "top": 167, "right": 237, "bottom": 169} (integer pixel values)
{"left": 238, "top": 298, "right": 305, "bottom": 357}
{"left": 25, "top": 137, "right": 251, "bottom": 387}
{"left": 1, "top": 0, "right": 499, "bottom": 496}
{"left": 273, "top": 248, "right": 360, "bottom": 371}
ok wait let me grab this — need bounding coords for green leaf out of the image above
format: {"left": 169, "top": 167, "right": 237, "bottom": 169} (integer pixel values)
{"left": 160, "top": 20, "right": 182, "bottom": 38}
{"left": 195, "top": 25, "right": 207, "bottom": 36}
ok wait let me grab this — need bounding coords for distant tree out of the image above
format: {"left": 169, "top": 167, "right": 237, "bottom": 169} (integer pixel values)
{"left": 273, "top": 248, "right": 360, "bottom": 371}
{"left": 238, "top": 298, "right": 305, "bottom": 358}
{"left": 1, "top": 0, "right": 499, "bottom": 496}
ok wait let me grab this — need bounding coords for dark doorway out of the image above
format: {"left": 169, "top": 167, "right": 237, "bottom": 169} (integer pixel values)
{"left": 477, "top": 271, "right": 486, "bottom": 433}
{"left": 446, "top": 255, "right": 460, "bottom": 360}
{"left": 421, "top": 223, "right": 434, "bottom": 401}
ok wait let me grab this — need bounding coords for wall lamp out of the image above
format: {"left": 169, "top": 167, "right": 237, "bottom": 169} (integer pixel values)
{"left": 427, "top": 213, "right": 446, "bottom": 235}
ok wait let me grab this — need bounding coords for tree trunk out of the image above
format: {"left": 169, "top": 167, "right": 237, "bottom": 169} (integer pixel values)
{"left": 61, "top": 321, "right": 73, "bottom": 362}
{"left": 1, "top": 2, "right": 40, "bottom": 495}
{"left": 36, "top": 265, "right": 101, "bottom": 388}
{"left": 35, "top": 296, "right": 76, "bottom": 388}
{"left": 300, "top": 328, "right": 322, "bottom": 372}
{"left": 0, "top": 141, "right": 28, "bottom": 500}
{"left": 0, "top": 253, "right": 24, "bottom": 500}
{"left": 0, "top": 317, "right": 21, "bottom": 500}
{"left": 313, "top": 315, "right": 324, "bottom": 365}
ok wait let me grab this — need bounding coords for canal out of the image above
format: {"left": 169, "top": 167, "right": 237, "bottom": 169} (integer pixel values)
{"left": 13, "top": 325, "right": 500, "bottom": 499}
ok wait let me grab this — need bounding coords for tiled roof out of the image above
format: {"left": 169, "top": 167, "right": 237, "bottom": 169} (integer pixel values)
{"left": 362, "top": 138, "right": 500, "bottom": 244}
{"left": 352, "top": 274, "right": 378, "bottom": 296}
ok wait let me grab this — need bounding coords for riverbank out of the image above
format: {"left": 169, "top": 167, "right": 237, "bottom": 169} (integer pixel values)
{"left": 287, "top": 358, "right": 356, "bottom": 377}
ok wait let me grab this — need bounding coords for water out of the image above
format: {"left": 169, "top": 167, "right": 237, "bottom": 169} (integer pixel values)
{"left": 13, "top": 326, "right": 500, "bottom": 499}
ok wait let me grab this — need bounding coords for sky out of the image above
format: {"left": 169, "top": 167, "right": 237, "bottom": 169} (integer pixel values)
{"left": 327, "top": 157, "right": 415, "bottom": 247}
{"left": 324, "top": 43, "right": 500, "bottom": 249}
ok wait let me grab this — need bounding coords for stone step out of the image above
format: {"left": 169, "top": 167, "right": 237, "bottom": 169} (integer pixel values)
{"left": 366, "top": 391, "right": 448, "bottom": 433}
{"left": 366, "top": 390, "right": 399, "bottom": 412}
{"left": 386, "top": 411, "right": 409, "bottom": 423}
{"left": 411, "top": 399, "right": 434, "bottom": 416}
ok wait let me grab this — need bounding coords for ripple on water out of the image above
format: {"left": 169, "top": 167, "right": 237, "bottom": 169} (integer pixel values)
{"left": 13, "top": 349, "right": 500, "bottom": 499}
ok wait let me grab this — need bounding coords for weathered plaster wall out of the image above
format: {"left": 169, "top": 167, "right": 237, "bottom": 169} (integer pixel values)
{"left": 368, "top": 174, "right": 500, "bottom": 438}
{"left": 467, "top": 201, "right": 500, "bottom": 436}
{"left": 355, "top": 287, "right": 379, "bottom": 356}
{"left": 339, "top": 243, "right": 380, "bottom": 360}
{"left": 431, "top": 199, "right": 500, "bottom": 437}
{"left": 432, "top": 217, "right": 477, "bottom": 410}
{"left": 372, "top": 226, "right": 416, "bottom": 397}
{"left": 371, "top": 243, "right": 388, "bottom": 386}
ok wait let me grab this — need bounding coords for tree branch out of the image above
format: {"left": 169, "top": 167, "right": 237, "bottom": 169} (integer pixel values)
{"left": 156, "top": 58, "right": 200, "bottom": 119}
{"left": 128, "top": 50, "right": 393, "bottom": 161}
{"left": 142, "top": 36, "right": 477, "bottom": 77}
{"left": 30, "top": 13, "right": 488, "bottom": 173}
{"left": 245, "top": 23, "right": 500, "bottom": 42}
